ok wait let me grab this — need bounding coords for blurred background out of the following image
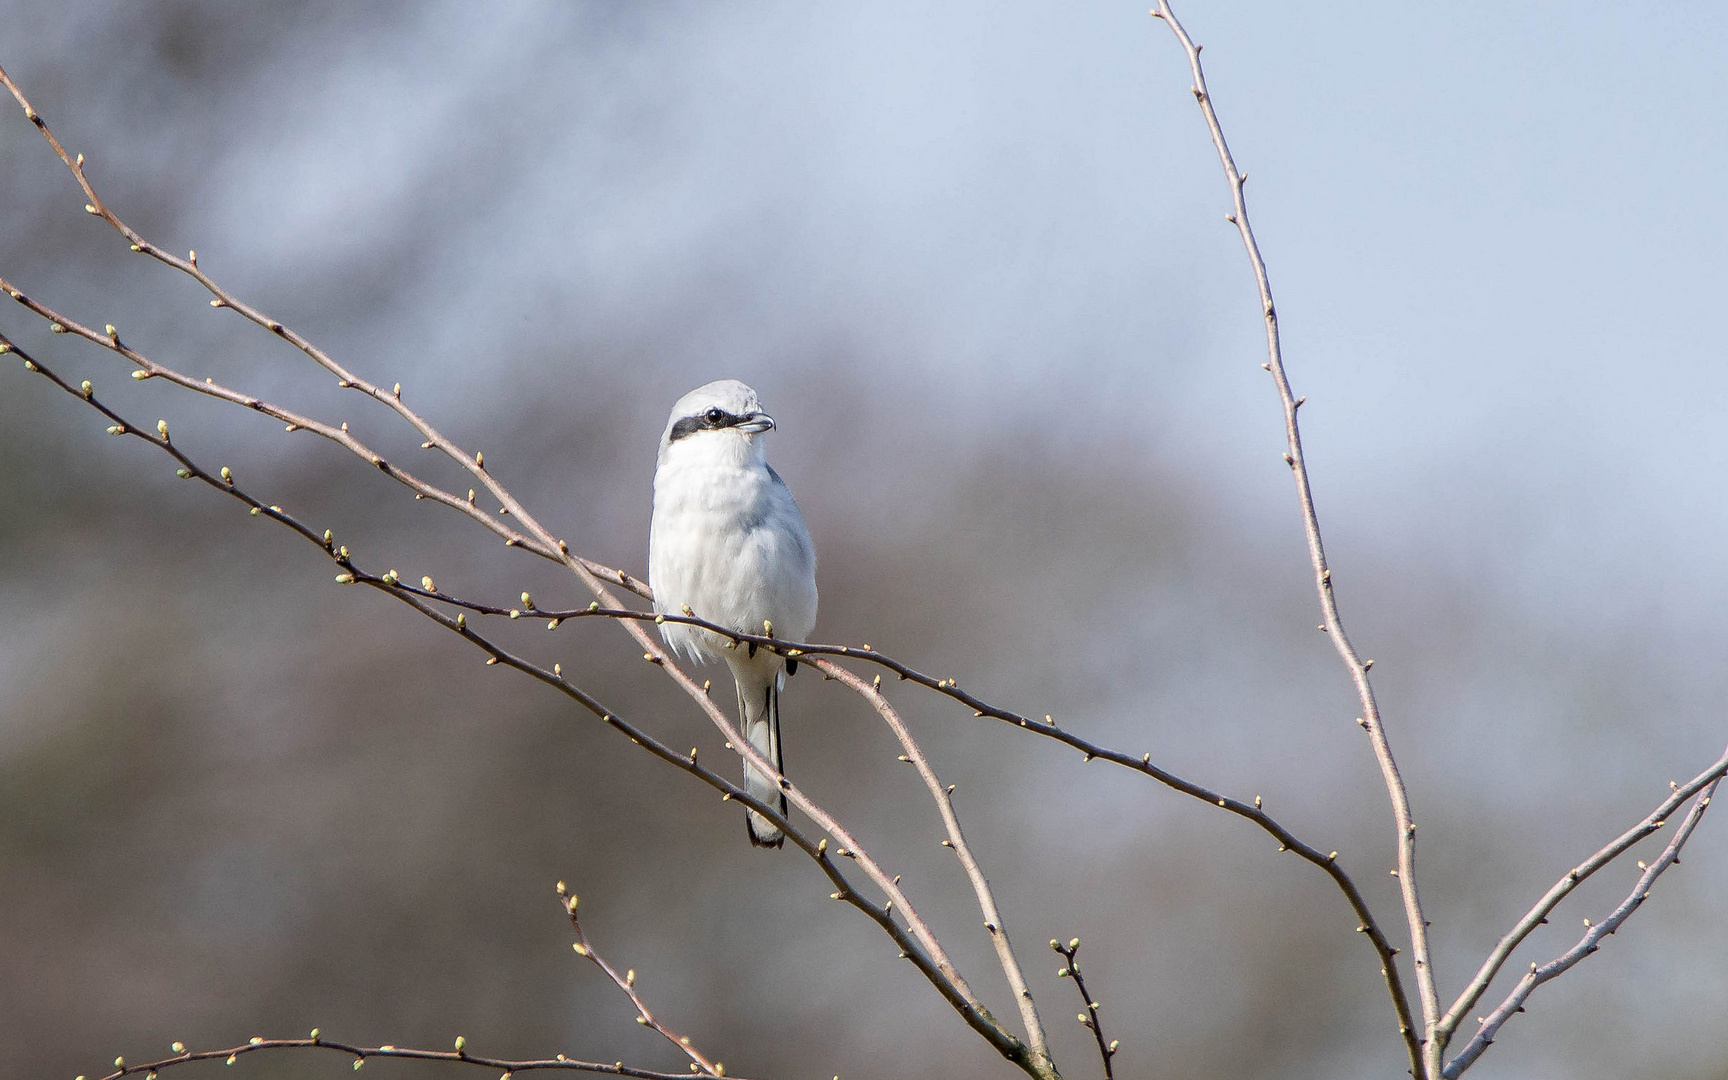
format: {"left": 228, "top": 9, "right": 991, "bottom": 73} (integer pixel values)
{"left": 2, "top": 2, "right": 1724, "bottom": 1078}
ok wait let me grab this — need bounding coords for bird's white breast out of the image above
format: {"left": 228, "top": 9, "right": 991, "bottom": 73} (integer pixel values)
{"left": 649, "top": 446, "right": 817, "bottom": 664}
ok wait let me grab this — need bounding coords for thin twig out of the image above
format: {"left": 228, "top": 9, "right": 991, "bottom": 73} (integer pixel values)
{"left": 1149, "top": 4, "right": 1432, "bottom": 1074}
{"left": 1052, "top": 938, "right": 1117, "bottom": 1080}
{"left": 69, "top": 1033, "right": 752, "bottom": 1080}
{"left": 558, "top": 884, "right": 723, "bottom": 1078}
{"left": 1442, "top": 772, "right": 1723, "bottom": 1078}
{"left": 0, "top": 276, "right": 561, "bottom": 554}
{"left": 0, "top": 63, "right": 642, "bottom": 591}
{"left": 818, "top": 658, "right": 1051, "bottom": 1070}
{"left": 1436, "top": 741, "right": 1728, "bottom": 1060}
{"left": 0, "top": 331, "right": 1035, "bottom": 1075}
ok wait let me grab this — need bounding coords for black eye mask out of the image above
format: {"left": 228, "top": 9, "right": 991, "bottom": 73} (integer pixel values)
{"left": 668, "top": 407, "right": 742, "bottom": 443}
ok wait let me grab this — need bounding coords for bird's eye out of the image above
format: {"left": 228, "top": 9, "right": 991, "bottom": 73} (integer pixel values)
{"left": 704, "top": 407, "right": 726, "bottom": 425}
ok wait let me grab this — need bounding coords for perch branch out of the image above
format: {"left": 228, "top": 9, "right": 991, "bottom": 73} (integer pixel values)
{"left": 0, "top": 330, "right": 1038, "bottom": 1075}
{"left": 0, "top": 75, "right": 1055, "bottom": 1062}
{"left": 377, "top": 584, "right": 1412, "bottom": 1048}
{"left": 0, "top": 272, "right": 1010, "bottom": 1066}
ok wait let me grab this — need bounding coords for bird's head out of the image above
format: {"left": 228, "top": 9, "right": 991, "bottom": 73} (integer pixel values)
{"left": 659, "top": 380, "right": 777, "bottom": 466}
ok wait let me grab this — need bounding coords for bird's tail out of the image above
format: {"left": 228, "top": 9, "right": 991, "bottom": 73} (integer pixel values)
{"left": 736, "top": 667, "right": 786, "bottom": 848}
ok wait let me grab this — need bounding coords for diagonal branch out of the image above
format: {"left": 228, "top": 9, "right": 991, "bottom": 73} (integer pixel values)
{"left": 558, "top": 884, "right": 724, "bottom": 1078}
{"left": 0, "top": 330, "right": 1038, "bottom": 1076}
{"left": 817, "top": 658, "right": 1051, "bottom": 1069}
{"left": 1436, "top": 741, "right": 1728, "bottom": 1054}
{"left": 1149, "top": 4, "right": 1434, "bottom": 1075}
{"left": 0, "top": 60, "right": 647, "bottom": 595}
{"left": 0, "top": 276, "right": 564, "bottom": 556}
{"left": 1441, "top": 769, "right": 1723, "bottom": 1077}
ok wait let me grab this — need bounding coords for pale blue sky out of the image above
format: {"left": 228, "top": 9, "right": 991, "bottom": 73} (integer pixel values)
{"left": 134, "top": 0, "right": 1727, "bottom": 643}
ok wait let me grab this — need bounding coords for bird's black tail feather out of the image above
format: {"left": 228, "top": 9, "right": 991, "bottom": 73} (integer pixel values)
{"left": 741, "top": 674, "right": 786, "bottom": 848}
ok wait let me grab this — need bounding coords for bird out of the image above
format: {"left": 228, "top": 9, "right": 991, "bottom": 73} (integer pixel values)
{"left": 649, "top": 380, "right": 818, "bottom": 847}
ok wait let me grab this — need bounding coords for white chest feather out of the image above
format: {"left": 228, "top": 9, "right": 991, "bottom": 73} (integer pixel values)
{"left": 649, "top": 449, "right": 817, "bottom": 664}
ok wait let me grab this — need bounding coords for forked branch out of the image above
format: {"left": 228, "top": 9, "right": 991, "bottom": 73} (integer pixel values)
{"left": 1437, "top": 742, "right": 1728, "bottom": 1072}
{"left": 1443, "top": 770, "right": 1722, "bottom": 1077}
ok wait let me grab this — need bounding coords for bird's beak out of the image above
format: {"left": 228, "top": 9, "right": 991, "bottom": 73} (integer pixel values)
{"left": 734, "top": 411, "right": 776, "bottom": 434}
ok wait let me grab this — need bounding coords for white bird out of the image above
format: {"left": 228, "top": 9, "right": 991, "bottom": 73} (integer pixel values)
{"left": 649, "top": 380, "right": 818, "bottom": 847}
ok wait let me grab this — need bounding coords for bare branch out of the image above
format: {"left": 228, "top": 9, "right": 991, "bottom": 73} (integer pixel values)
{"left": 0, "top": 276, "right": 564, "bottom": 555}
{"left": 0, "top": 79, "right": 1030, "bottom": 1051}
{"left": 817, "top": 658, "right": 1051, "bottom": 1068}
{"left": 0, "top": 331, "right": 1040, "bottom": 1076}
{"left": 72, "top": 1032, "right": 753, "bottom": 1080}
{"left": 558, "top": 884, "right": 724, "bottom": 1078}
{"left": 390, "top": 579, "right": 1414, "bottom": 1048}
{"left": 0, "top": 60, "right": 645, "bottom": 595}
{"left": 1442, "top": 769, "right": 1724, "bottom": 1078}
{"left": 1052, "top": 938, "right": 1117, "bottom": 1080}
{"left": 1149, "top": 3, "right": 1433, "bottom": 1074}
{"left": 1436, "top": 742, "right": 1728, "bottom": 1055}
{"left": 0, "top": 279, "right": 1050, "bottom": 1070}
